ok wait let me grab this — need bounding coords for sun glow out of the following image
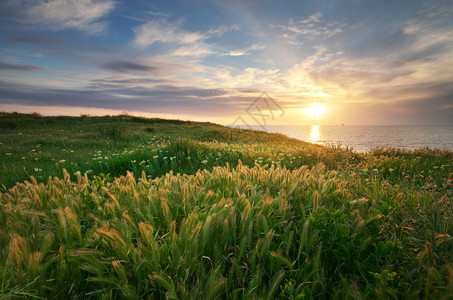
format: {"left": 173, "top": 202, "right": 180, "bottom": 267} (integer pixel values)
{"left": 304, "top": 104, "right": 326, "bottom": 120}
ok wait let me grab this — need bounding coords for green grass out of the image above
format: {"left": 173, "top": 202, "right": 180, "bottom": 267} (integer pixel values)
{"left": 0, "top": 112, "right": 452, "bottom": 298}
{"left": 0, "top": 112, "right": 351, "bottom": 189}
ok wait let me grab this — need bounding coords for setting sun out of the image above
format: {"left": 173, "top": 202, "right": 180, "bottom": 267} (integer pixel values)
{"left": 304, "top": 104, "right": 326, "bottom": 120}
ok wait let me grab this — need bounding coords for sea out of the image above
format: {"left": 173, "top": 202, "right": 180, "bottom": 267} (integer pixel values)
{"left": 237, "top": 125, "right": 453, "bottom": 153}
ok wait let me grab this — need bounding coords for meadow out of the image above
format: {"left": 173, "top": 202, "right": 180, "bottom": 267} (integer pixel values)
{"left": 0, "top": 112, "right": 452, "bottom": 299}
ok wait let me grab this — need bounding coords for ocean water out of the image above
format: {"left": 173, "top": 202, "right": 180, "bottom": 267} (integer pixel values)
{"left": 241, "top": 125, "right": 453, "bottom": 153}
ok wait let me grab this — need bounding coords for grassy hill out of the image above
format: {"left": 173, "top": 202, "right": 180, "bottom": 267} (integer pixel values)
{"left": 0, "top": 112, "right": 349, "bottom": 189}
{"left": 0, "top": 112, "right": 452, "bottom": 298}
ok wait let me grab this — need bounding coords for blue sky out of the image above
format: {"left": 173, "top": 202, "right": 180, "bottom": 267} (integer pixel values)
{"left": 0, "top": 0, "right": 452, "bottom": 125}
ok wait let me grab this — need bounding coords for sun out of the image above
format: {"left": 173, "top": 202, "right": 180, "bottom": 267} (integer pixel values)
{"left": 304, "top": 104, "right": 326, "bottom": 120}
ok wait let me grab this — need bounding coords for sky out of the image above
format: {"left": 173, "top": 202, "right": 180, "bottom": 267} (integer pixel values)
{"left": 0, "top": 0, "right": 452, "bottom": 125}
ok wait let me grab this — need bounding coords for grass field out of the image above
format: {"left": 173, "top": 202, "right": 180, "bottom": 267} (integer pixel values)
{"left": 1, "top": 112, "right": 452, "bottom": 298}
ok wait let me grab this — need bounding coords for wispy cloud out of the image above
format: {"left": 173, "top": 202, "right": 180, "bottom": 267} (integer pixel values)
{"left": 298, "top": 12, "right": 323, "bottom": 24}
{"left": 8, "top": 36, "right": 66, "bottom": 44}
{"left": 208, "top": 24, "right": 241, "bottom": 36}
{"left": 169, "top": 44, "right": 216, "bottom": 58}
{"left": 87, "top": 77, "right": 170, "bottom": 90}
{"left": 217, "top": 67, "right": 282, "bottom": 91}
{"left": 2, "top": 0, "right": 115, "bottom": 34}
{"left": 271, "top": 12, "right": 344, "bottom": 44}
{"left": 210, "top": 0, "right": 266, "bottom": 7}
{"left": 133, "top": 19, "right": 205, "bottom": 48}
{"left": 146, "top": 10, "right": 171, "bottom": 19}
{"left": 227, "top": 43, "right": 266, "bottom": 56}
{"left": 402, "top": 2, "right": 453, "bottom": 57}
{"left": 133, "top": 19, "right": 239, "bottom": 60}
{"left": 0, "top": 62, "right": 43, "bottom": 71}
{"left": 101, "top": 61, "right": 159, "bottom": 73}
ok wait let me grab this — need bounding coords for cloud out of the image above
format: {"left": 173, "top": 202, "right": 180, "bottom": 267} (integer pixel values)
{"left": 132, "top": 19, "right": 239, "bottom": 59}
{"left": 277, "top": 42, "right": 453, "bottom": 123}
{"left": 270, "top": 1, "right": 453, "bottom": 108}
{"left": 208, "top": 24, "right": 241, "bottom": 36}
{"left": 133, "top": 19, "right": 205, "bottom": 48}
{"left": 30, "top": 52, "right": 44, "bottom": 58}
{"left": 404, "top": 0, "right": 453, "bottom": 35}
{"left": 146, "top": 10, "right": 171, "bottom": 19}
{"left": 271, "top": 12, "right": 343, "bottom": 43}
{"left": 101, "top": 61, "right": 159, "bottom": 73}
{"left": 0, "top": 80, "right": 249, "bottom": 117}
{"left": 0, "top": 62, "right": 43, "bottom": 71}
{"left": 208, "top": 0, "right": 266, "bottom": 7}
{"left": 227, "top": 43, "right": 266, "bottom": 56}
{"left": 327, "top": 99, "right": 453, "bottom": 125}
{"left": 1, "top": 0, "right": 451, "bottom": 125}
{"left": 88, "top": 78, "right": 170, "bottom": 90}
{"left": 298, "top": 12, "right": 322, "bottom": 24}
{"left": 8, "top": 36, "right": 67, "bottom": 44}
{"left": 2, "top": 0, "right": 115, "bottom": 34}
{"left": 402, "top": 2, "right": 453, "bottom": 58}
{"left": 169, "top": 44, "right": 216, "bottom": 58}
{"left": 226, "top": 67, "right": 281, "bottom": 90}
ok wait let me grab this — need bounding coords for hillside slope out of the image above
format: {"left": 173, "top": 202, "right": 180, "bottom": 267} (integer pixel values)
{"left": 0, "top": 113, "right": 452, "bottom": 298}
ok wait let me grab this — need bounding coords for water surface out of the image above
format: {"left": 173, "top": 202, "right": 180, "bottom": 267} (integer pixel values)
{"left": 241, "top": 125, "right": 453, "bottom": 152}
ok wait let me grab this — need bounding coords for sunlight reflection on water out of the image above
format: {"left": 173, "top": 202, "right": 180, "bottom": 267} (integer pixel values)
{"left": 309, "top": 125, "right": 320, "bottom": 144}
{"left": 237, "top": 125, "right": 453, "bottom": 152}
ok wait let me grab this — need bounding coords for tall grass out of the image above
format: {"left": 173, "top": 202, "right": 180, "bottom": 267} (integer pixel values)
{"left": 1, "top": 161, "right": 452, "bottom": 298}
